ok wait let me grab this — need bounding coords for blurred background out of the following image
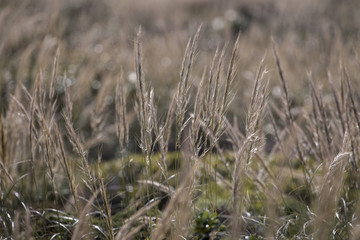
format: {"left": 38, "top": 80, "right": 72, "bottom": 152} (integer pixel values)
{"left": 1, "top": 0, "right": 360, "bottom": 159}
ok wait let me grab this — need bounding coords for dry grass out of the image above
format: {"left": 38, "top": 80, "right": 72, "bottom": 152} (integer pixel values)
{"left": 1, "top": 0, "right": 360, "bottom": 239}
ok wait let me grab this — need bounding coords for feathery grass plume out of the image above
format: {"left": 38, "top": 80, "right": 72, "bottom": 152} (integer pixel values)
{"left": 203, "top": 46, "right": 225, "bottom": 148}
{"left": 152, "top": 123, "right": 169, "bottom": 182}
{"left": 49, "top": 47, "right": 59, "bottom": 103}
{"left": 328, "top": 71, "right": 345, "bottom": 135}
{"left": 344, "top": 67, "right": 360, "bottom": 131}
{"left": 91, "top": 76, "right": 113, "bottom": 135}
{"left": 205, "top": 47, "right": 220, "bottom": 116}
{"left": 153, "top": 98, "right": 175, "bottom": 182}
{"left": 25, "top": 69, "right": 56, "bottom": 194}
{"left": 194, "top": 38, "right": 239, "bottom": 209}
{"left": 134, "top": 27, "right": 154, "bottom": 164}
{"left": 246, "top": 57, "right": 268, "bottom": 136}
{"left": 210, "top": 47, "right": 224, "bottom": 116}
{"left": 41, "top": 116, "right": 58, "bottom": 191}
{"left": 325, "top": 71, "right": 345, "bottom": 151}
{"left": 190, "top": 67, "right": 207, "bottom": 158}
{"left": 272, "top": 39, "right": 312, "bottom": 190}
{"left": 38, "top": 69, "right": 46, "bottom": 116}
{"left": 55, "top": 123, "right": 79, "bottom": 212}
{"left": 63, "top": 113, "right": 95, "bottom": 191}
{"left": 209, "top": 40, "right": 239, "bottom": 209}
{"left": 163, "top": 89, "right": 177, "bottom": 150}
{"left": 231, "top": 59, "right": 268, "bottom": 239}
{"left": 49, "top": 49, "right": 60, "bottom": 117}
{"left": 342, "top": 65, "right": 359, "bottom": 170}
{"left": 200, "top": 37, "right": 239, "bottom": 155}
{"left": 314, "top": 131, "right": 351, "bottom": 240}
{"left": 271, "top": 100, "right": 322, "bottom": 163}
{"left": 175, "top": 26, "right": 201, "bottom": 151}
{"left": 267, "top": 105, "right": 288, "bottom": 158}
{"left": 63, "top": 71, "right": 73, "bottom": 121}
{"left": 40, "top": 68, "right": 61, "bottom": 190}
{"left": 307, "top": 72, "right": 333, "bottom": 158}
{"left": 152, "top": 73, "right": 177, "bottom": 183}
{"left": 62, "top": 86, "right": 96, "bottom": 191}
{"left": 218, "top": 35, "right": 240, "bottom": 138}
{"left": 205, "top": 46, "right": 223, "bottom": 136}
{"left": 134, "top": 27, "right": 148, "bottom": 146}
{"left": 133, "top": 27, "right": 160, "bottom": 216}
{"left": 343, "top": 97, "right": 357, "bottom": 167}
{"left": 28, "top": 73, "right": 40, "bottom": 188}
{"left": 115, "top": 69, "right": 128, "bottom": 151}
{"left": 21, "top": 50, "right": 63, "bottom": 198}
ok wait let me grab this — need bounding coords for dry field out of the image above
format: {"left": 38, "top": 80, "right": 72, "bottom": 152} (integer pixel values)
{"left": 1, "top": 0, "right": 360, "bottom": 239}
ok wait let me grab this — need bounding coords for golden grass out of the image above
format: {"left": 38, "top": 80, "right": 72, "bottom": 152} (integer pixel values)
{"left": 1, "top": 0, "right": 360, "bottom": 239}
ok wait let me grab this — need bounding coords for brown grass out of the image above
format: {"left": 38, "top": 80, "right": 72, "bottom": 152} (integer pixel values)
{"left": 1, "top": 0, "right": 360, "bottom": 239}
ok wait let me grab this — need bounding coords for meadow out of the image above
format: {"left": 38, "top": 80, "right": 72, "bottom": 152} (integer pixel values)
{"left": 1, "top": 0, "right": 360, "bottom": 239}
